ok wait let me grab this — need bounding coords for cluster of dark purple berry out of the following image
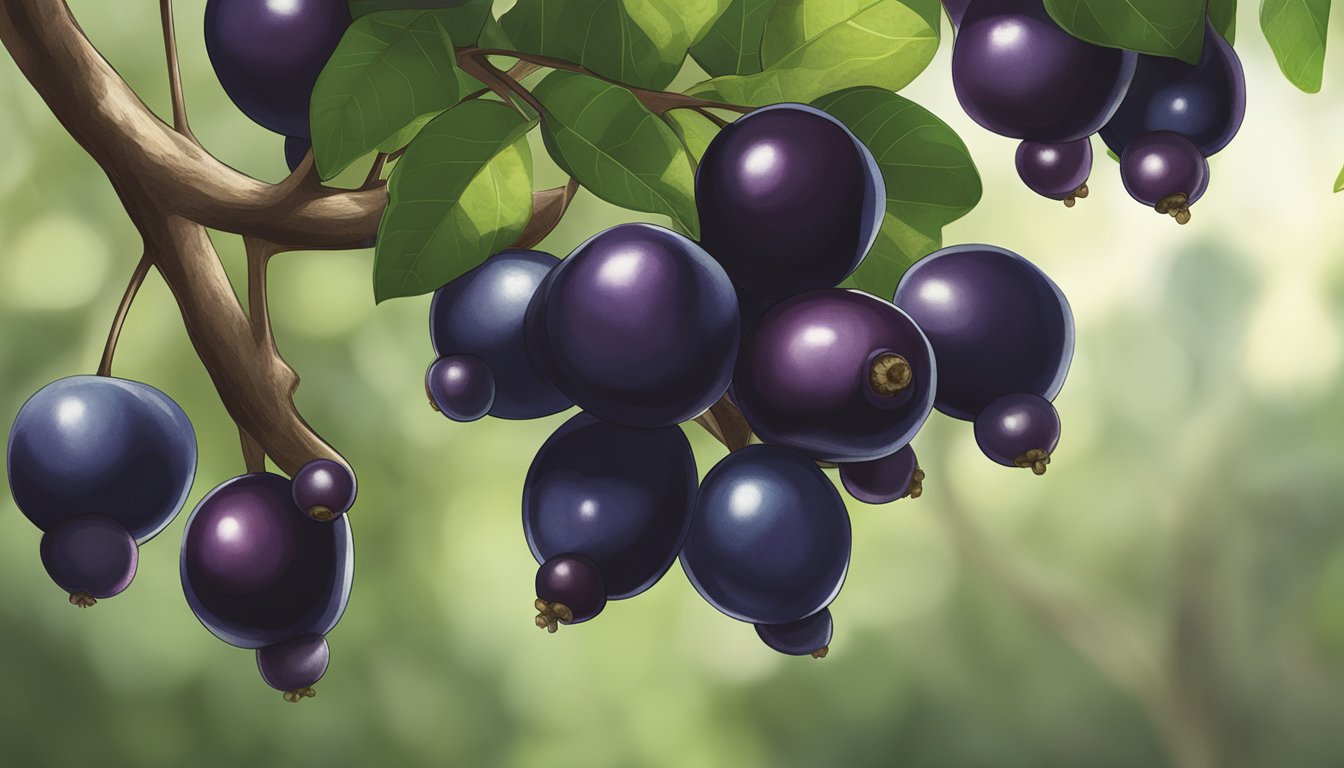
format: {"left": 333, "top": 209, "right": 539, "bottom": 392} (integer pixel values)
{"left": 425, "top": 103, "right": 1074, "bottom": 657}
{"left": 949, "top": 0, "right": 1245, "bottom": 224}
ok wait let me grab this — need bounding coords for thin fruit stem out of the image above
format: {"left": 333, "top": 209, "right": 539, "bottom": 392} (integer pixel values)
{"left": 240, "top": 427, "right": 267, "bottom": 473}
{"left": 362, "top": 152, "right": 389, "bottom": 189}
{"left": 691, "top": 106, "right": 731, "bottom": 128}
{"left": 97, "top": 253, "right": 154, "bottom": 377}
{"left": 159, "top": 0, "right": 194, "bottom": 140}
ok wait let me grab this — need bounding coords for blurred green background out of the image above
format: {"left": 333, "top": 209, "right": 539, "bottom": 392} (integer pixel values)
{"left": 4, "top": 2, "right": 1344, "bottom": 766}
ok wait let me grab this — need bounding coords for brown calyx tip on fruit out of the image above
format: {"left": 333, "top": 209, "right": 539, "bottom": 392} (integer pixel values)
{"left": 1014, "top": 449, "right": 1051, "bottom": 476}
{"left": 811, "top": 645, "right": 830, "bottom": 659}
{"left": 425, "top": 378, "right": 440, "bottom": 413}
{"left": 1155, "top": 193, "right": 1192, "bottom": 225}
{"left": 870, "top": 354, "right": 912, "bottom": 396}
{"left": 534, "top": 598, "right": 573, "bottom": 634}
{"left": 1063, "top": 183, "right": 1089, "bottom": 208}
{"left": 282, "top": 687, "right": 317, "bottom": 703}
{"left": 908, "top": 467, "right": 925, "bottom": 499}
{"left": 307, "top": 505, "right": 334, "bottom": 522}
{"left": 68, "top": 591, "right": 97, "bottom": 608}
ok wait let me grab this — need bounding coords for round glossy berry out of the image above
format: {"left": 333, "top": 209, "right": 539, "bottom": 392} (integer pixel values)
{"left": 893, "top": 245, "right": 1073, "bottom": 421}
{"left": 534, "top": 553, "right": 607, "bottom": 631}
{"left": 1016, "top": 138, "right": 1092, "bottom": 205}
{"left": 524, "top": 413, "right": 697, "bottom": 600}
{"left": 527, "top": 224, "right": 739, "bottom": 428}
{"left": 952, "top": 0, "right": 1136, "bottom": 142}
{"left": 8, "top": 375, "right": 197, "bottom": 542}
{"left": 284, "top": 136, "right": 311, "bottom": 173}
{"left": 755, "top": 608, "right": 834, "bottom": 658}
{"left": 39, "top": 515, "right": 138, "bottom": 606}
{"left": 204, "top": 0, "right": 351, "bottom": 137}
{"left": 1120, "top": 131, "right": 1209, "bottom": 224}
{"left": 1101, "top": 22, "right": 1246, "bottom": 157}
{"left": 681, "top": 445, "right": 851, "bottom": 625}
{"left": 257, "top": 633, "right": 329, "bottom": 701}
{"left": 430, "top": 250, "right": 570, "bottom": 419}
{"left": 181, "top": 473, "right": 353, "bottom": 649}
{"left": 943, "top": 0, "right": 971, "bottom": 27}
{"left": 696, "top": 103, "right": 884, "bottom": 299}
{"left": 291, "top": 458, "right": 356, "bottom": 522}
{"left": 734, "top": 289, "right": 936, "bottom": 463}
{"left": 974, "top": 393, "right": 1060, "bottom": 474}
{"left": 425, "top": 355, "right": 496, "bottom": 423}
{"left": 839, "top": 445, "right": 923, "bottom": 505}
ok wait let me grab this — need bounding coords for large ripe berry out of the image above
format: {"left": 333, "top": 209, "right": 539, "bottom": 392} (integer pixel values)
{"left": 425, "top": 355, "right": 496, "bottom": 423}
{"left": 527, "top": 224, "right": 739, "bottom": 428}
{"left": 734, "top": 289, "right": 936, "bottom": 463}
{"left": 257, "top": 633, "right": 329, "bottom": 701}
{"left": 533, "top": 553, "right": 607, "bottom": 631}
{"left": 696, "top": 104, "right": 884, "bottom": 299}
{"left": 1016, "top": 138, "right": 1092, "bottom": 206}
{"left": 839, "top": 444, "right": 923, "bottom": 505}
{"left": 1120, "top": 131, "right": 1209, "bottom": 224}
{"left": 40, "top": 515, "right": 138, "bottom": 606}
{"left": 974, "top": 393, "right": 1061, "bottom": 474}
{"left": 893, "top": 245, "right": 1073, "bottom": 421}
{"left": 430, "top": 250, "right": 570, "bottom": 420}
{"left": 284, "top": 136, "right": 311, "bottom": 173}
{"left": 1101, "top": 22, "right": 1246, "bottom": 157}
{"left": 952, "top": 0, "right": 1136, "bottom": 142}
{"left": 291, "top": 458, "right": 357, "bottom": 522}
{"left": 523, "top": 413, "right": 697, "bottom": 600}
{"left": 181, "top": 473, "right": 353, "bottom": 649}
{"left": 681, "top": 445, "right": 851, "bottom": 625}
{"left": 755, "top": 608, "right": 834, "bottom": 658}
{"left": 943, "top": 0, "right": 971, "bottom": 27}
{"left": 7, "top": 375, "right": 196, "bottom": 542}
{"left": 204, "top": 0, "right": 351, "bottom": 138}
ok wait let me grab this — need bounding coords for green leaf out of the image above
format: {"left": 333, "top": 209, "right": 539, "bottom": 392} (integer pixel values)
{"left": 687, "top": 0, "right": 941, "bottom": 107}
{"left": 349, "top": 0, "right": 493, "bottom": 45}
{"left": 1207, "top": 0, "right": 1237, "bottom": 44}
{"left": 663, "top": 109, "right": 722, "bottom": 165}
{"left": 374, "top": 100, "right": 536, "bottom": 302}
{"left": 1043, "top": 0, "right": 1206, "bottom": 64}
{"left": 690, "top": 0, "right": 776, "bottom": 76}
{"left": 310, "top": 11, "right": 463, "bottom": 179}
{"left": 533, "top": 71, "right": 700, "bottom": 236}
{"left": 1335, "top": 164, "right": 1344, "bottom": 193}
{"left": 813, "top": 87, "right": 981, "bottom": 295}
{"left": 1261, "top": 0, "right": 1330, "bottom": 93}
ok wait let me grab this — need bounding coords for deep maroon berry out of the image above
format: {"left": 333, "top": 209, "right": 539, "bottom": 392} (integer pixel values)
{"left": 973, "top": 393, "right": 1061, "bottom": 474}
{"left": 839, "top": 445, "right": 923, "bottom": 505}
{"left": 426, "top": 355, "right": 496, "bottom": 423}
{"left": 534, "top": 553, "right": 607, "bottom": 631}
{"left": 1120, "top": 131, "right": 1209, "bottom": 224}
{"left": 39, "top": 515, "right": 138, "bottom": 606}
{"left": 257, "top": 633, "right": 329, "bottom": 701}
{"left": 755, "top": 608, "right": 834, "bottom": 658}
{"left": 291, "top": 458, "right": 357, "bottom": 522}
{"left": 1016, "top": 138, "right": 1092, "bottom": 205}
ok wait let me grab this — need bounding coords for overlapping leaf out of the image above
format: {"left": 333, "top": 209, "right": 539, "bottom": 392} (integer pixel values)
{"left": 1260, "top": 0, "right": 1330, "bottom": 93}
{"left": 690, "top": 0, "right": 776, "bottom": 76}
{"left": 348, "top": 0, "right": 493, "bottom": 45}
{"left": 1208, "top": 0, "right": 1237, "bottom": 43}
{"left": 1043, "top": 0, "right": 1207, "bottom": 64}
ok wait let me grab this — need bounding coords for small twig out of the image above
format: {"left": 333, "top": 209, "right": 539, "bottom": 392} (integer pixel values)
{"left": 693, "top": 395, "right": 753, "bottom": 452}
{"left": 239, "top": 428, "right": 267, "bottom": 474}
{"left": 244, "top": 237, "right": 282, "bottom": 348}
{"left": 97, "top": 253, "right": 154, "bottom": 377}
{"left": 513, "top": 177, "right": 578, "bottom": 249}
{"left": 363, "top": 152, "right": 389, "bottom": 189}
{"left": 158, "top": 0, "right": 194, "bottom": 140}
{"left": 691, "top": 106, "right": 731, "bottom": 129}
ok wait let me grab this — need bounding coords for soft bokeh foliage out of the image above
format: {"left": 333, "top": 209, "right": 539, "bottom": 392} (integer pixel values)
{"left": 3, "top": 2, "right": 1344, "bottom": 766}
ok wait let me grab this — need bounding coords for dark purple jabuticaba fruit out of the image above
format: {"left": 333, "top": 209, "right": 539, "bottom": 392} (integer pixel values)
{"left": 524, "top": 413, "right": 697, "bottom": 600}
{"left": 943, "top": 0, "right": 972, "bottom": 27}
{"left": 8, "top": 375, "right": 196, "bottom": 542}
{"left": 974, "top": 393, "right": 1061, "bottom": 474}
{"left": 40, "top": 515, "right": 138, "bottom": 605}
{"left": 204, "top": 0, "right": 352, "bottom": 138}
{"left": 734, "top": 289, "right": 936, "bottom": 463}
{"left": 291, "top": 458, "right": 357, "bottom": 522}
{"left": 681, "top": 445, "right": 851, "bottom": 625}
{"left": 430, "top": 250, "right": 570, "bottom": 420}
{"left": 1016, "top": 138, "right": 1092, "bottom": 205}
{"left": 755, "top": 607, "right": 834, "bottom": 658}
{"left": 533, "top": 553, "right": 607, "bottom": 631}
{"left": 526, "top": 224, "right": 739, "bottom": 428}
{"left": 1101, "top": 21, "right": 1246, "bottom": 157}
{"left": 696, "top": 103, "right": 884, "bottom": 299}
{"left": 284, "top": 136, "right": 311, "bottom": 173}
{"left": 1120, "top": 131, "right": 1209, "bottom": 224}
{"left": 181, "top": 473, "right": 353, "bottom": 649}
{"left": 839, "top": 444, "right": 923, "bottom": 505}
{"left": 257, "top": 633, "right": 329, "bottom": 701}
{"left": 893, "top": 245, "right": 1073, "bottom": 421}
{"left": 952, "top": 0, "right": 1136, "bottom": 142}
{"left": 425, "top": 355, "right": 496, "bottom": 423}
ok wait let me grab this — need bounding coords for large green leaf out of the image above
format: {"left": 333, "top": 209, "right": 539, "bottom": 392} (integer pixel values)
{"left": 1043, "top": 0, "right": 1206, "bottom": 64}
{"left": 813, "top": 87, "right": 981, "bottom": 295}
{"left": 1261, "top": 0, "right": 1330, "bottom": 93}
{"left": 533, "top": 71, "right": 700, "bottom": 236}
{"left": 374, "top": 101, "right": 536, "bottom": 302}
{"left": 310, "top": 11, "right": 462, "bottom": 179}
{"left": 663, "top": 109, "right": 722, "bottom": 165}
{"left": 687, "top": 0, "right": 941, "bottom": 107}
{"left": 689, "top": 0, "right": 776, "bottom": 76}
{"left": 1208, "top": 0, "right": 1237, "bottom": 44}
{"left": 348, "top": 0, "right": 494, "bottom": 45}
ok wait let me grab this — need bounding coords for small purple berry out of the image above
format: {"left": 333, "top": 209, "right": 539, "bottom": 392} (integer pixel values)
{"left": 1120, "top": 131, "right": 1209, "bottom": 224}
{"left": 534, "top": 553, "right": 607, "bottom": 632}
{"left": 257, "top": 633, "right": 330, "bottom": 702}
{"left": 839, "top": 445, "right": 923, "bottom": 505}
{"left": 755, "top": 608, "right": 834, "bottom": 658}
{"left": 40, "top": 514, "right": 138, "bottom": 607}
{"left": 973, "top": 393, "right": 1061, "bottom": 474}
{"left": 426, "top": 355, "right": 496, "bottom": 422}
{"left": 292, "top": 458, "right": 357, "bottom": 522}
{"left": 1016, "top": 138, "right": 1092, "bottom": 206}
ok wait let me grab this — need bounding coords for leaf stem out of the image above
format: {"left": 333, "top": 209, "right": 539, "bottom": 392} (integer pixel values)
{"left": 97, "top": 253, "right": 154, "bottom": 377}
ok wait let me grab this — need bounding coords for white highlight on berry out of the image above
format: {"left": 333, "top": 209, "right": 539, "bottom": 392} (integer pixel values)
{"left": 55, "top": 397, "right": 86, "bottom": 429}
{"left": 266, "top": 0, "right": 301, "bottom": 16}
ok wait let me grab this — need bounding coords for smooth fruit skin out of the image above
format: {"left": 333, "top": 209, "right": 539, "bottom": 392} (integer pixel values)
{"left": 430, "top": 250, "right": 570, "bottom": 420}
{"left": 284, "top": 136, "right": 311, "bottom": 173}
{"left": 425, "top": 355, "right": 496, "bottom": 423}
{"left": 204, "top": 0, "right": 351, "bottom": 138}
{"left": 755, "top": 608, "right": 834, "bottom": 657}
{"left": 527, "top": 224, "right": 739, "bottom": 428}
{"left": 1016, "top": 138, "right": 1092, "bottom": 202}
{"left": 181, "top": 473, "right": 353, "bottom": 649}
{"left": 696, "top": 103, "right": 884, "bottom": 299}
{"left": 40, "top": 515, "right": 138, "bottom": 601}
{"left": 943, "top": 0, "right": 971, "bottom": 27}
{"left": 893, "top": 245, "right": 1074, "bottom": 421}
{"left": 1101, "top": 22, "right": 1246, "bottom": 157}
{"left": 734, "top": 289, "right": 937, "bottom": 463}
{"left": 974, "top": 393, "right": 1061, "bottom": 473}
{"left": 7, "top": 375, "right": 197, "bottom": 542}
{"left": 523, "top": 413, "right": 697, "bottom": 600}
{"left": 1120, "top": 131, "right": 1209, "bottom": 208}
{"left": 839, "top": 445, "right": 922, "bottom": 505}
{"left": 535, "top": 553, "right": 607, "bottom": 625}
{"left": 952, "top": 0, "right": 1136, "bottom": 142}
{"left": 681, "top": 445, "right": 851, "bottom": 625}
{"left": 291, "top": 458, "right": 357, "bottom": 521}
{"left": 256, "top": 633, "right": 329, "bottom": 693}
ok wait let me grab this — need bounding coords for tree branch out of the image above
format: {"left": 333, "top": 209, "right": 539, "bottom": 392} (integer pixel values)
{"left": 158, "top": 0, "right": 193, "bottom": 140}
{"left": 97, "top": 253, "right": 153, "bottom": 377}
